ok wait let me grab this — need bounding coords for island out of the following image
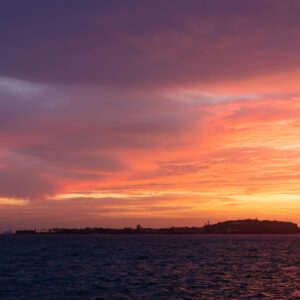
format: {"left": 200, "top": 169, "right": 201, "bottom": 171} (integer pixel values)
{"left": 14, "top": 219, "right": 299, "bottom": 235}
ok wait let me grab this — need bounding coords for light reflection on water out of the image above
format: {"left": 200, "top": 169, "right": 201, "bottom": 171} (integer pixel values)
{"left": 0, "top": 235, "right": 300, "bottom": 299}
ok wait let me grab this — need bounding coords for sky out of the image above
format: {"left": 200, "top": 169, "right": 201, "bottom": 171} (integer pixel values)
{"left": 1, "top": 0, "right": 300, "bottom": 230}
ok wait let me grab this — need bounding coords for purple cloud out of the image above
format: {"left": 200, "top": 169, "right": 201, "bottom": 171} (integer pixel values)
{"left": 1, "top": 1, "right": 300, "bottom": 86}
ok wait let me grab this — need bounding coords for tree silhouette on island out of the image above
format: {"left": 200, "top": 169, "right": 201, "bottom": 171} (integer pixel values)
{"left": 14, "top": 219, "right": 299, "bottom": 235}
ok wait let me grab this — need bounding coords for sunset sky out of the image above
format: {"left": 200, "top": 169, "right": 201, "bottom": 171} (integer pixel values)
{"left": 1, "top": 1, "right": 300, "bottom": 230}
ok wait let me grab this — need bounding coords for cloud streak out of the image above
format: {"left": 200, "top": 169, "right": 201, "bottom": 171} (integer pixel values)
{"left": 1, "top": 1, "right": 300, "bottom": 228}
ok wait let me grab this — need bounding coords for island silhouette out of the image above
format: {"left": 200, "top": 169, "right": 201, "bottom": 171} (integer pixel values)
{"left": 14, "top": 219, "right": 299, "bottom": 235}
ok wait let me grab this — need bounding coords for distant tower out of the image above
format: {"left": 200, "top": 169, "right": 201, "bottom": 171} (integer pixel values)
{"left": 136, "top": 224, "right": 143, "bottom": 231}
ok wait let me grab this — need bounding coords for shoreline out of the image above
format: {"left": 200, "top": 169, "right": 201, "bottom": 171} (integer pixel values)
{"left": 11, "top": 219, "right": 300, "bottom": 235}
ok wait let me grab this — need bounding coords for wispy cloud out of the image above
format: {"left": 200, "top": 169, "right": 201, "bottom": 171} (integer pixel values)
{"left": 1, "top": 1, "right": 300, "bottom": 228}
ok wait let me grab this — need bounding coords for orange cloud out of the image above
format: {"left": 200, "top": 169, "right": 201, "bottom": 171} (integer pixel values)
{"left": 3, "top": 1, "right": 300, "bottom": 229}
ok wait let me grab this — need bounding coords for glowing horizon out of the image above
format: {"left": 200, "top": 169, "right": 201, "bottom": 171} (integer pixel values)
{"left": 1, "top": 1, "right": 300, "bottom": 230}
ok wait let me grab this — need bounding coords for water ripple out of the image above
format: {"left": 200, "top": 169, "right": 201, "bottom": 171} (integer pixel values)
{"left": 0, "top": 234, "right": 300, "bottom": 299}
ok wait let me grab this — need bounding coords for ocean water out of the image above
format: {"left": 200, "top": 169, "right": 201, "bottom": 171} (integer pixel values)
{"left": 0, "top": 235, "right": 300, "bottom": 299}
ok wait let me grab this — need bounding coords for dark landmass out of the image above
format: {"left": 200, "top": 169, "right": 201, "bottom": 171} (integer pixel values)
{"left": 14, "top": 219, "right": 299, "bottom": 235}
{"left": 202, "top": 219, "right": 299, "bottom": 234}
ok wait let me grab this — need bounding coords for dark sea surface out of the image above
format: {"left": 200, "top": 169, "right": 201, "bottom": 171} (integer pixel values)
{"left": 1, "top": 235, "right": 300, "bottom": 299}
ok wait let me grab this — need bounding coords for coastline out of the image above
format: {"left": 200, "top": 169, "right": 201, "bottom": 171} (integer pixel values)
{"left": 13, "top": 219, "right": 300, "bottom": 235}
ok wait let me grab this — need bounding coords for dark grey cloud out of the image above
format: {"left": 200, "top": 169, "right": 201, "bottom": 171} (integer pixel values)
{"left": 1, "top": 1, "right": 300, "bottom": 86}
{"left": 0, "top": 81, "right": 199, "bottom": 149}
{"left": 0, "top": 79, "right": 202, "bottom": 199}
{"left": 0, "top": 152, "right": 57, "bottom": 199}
